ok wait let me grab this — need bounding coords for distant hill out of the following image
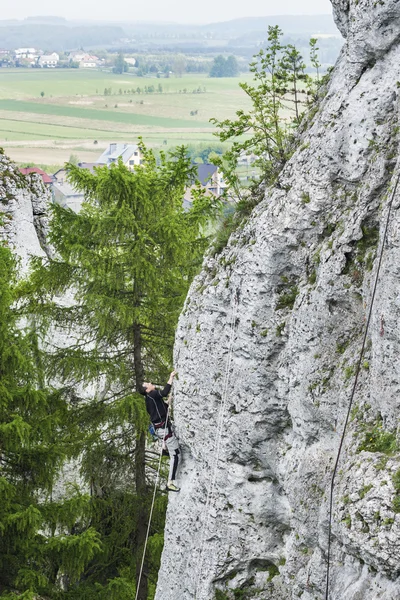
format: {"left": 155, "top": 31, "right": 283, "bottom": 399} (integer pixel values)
{"left": 0, "top": 24, "right": 124, "bottom": 51}
{"left": 201, "top": 15, "right": 339, "bottom": 35}
{"left": 0, "top": 14, "right": 340, "bottom": 54}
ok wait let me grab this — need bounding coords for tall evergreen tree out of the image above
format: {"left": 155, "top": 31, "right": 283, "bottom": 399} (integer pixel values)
{"left": 25, "top": 142, "right": 220, "bottom": 599}
{"left": 0, "top": 243, "right": 101, "bottom": 599}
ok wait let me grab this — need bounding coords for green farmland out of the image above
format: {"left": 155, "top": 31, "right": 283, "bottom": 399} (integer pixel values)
{"left": 0, "top": 69, "right": 254, "bottom": 168}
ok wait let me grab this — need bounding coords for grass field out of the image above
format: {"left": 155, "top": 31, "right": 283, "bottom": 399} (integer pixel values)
{"left": 0, "top": 69, "right": 254, "bottom": 168}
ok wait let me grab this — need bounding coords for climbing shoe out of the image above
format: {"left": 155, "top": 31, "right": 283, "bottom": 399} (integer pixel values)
{"left": 166, "top": 482, "right": 180, "bottom": 492}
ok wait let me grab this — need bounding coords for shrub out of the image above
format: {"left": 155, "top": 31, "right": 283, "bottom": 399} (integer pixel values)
{"left": 358, "top": 422, "right": 397, "bottom": 454}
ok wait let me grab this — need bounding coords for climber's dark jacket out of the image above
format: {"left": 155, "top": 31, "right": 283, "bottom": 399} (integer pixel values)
{"left": 143, "top": 383, "right": 171, "bottom": 426}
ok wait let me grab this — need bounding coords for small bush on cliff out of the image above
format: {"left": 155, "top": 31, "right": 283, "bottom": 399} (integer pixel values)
{"left": 358, "top": 419, "right": 397, "bottom": 455}
{"left": 210, "top": 26, "right": 322, "bottom": 254}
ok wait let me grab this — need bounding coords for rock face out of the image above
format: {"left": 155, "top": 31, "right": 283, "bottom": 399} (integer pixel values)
{"left": 156, "top": 2, "right": 400, "bottom": 599}
{"left": 0, "top": 151, "right": 51, "bottom": 270}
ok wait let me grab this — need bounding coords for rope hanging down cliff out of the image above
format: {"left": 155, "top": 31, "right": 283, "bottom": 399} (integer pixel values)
{"left": 193, "top": 288, "right": 240, "bottom": 600}
{"left": 324, "top": 168, "right": 400, "bottom": 600}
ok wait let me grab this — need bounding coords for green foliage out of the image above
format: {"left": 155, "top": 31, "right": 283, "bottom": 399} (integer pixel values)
{"left": 211, "top": 195, "right": 258, "bottom": 255}
{"left": 0, "top": 244, "right": 99, "bottom": 598}
{"left": 113, "top": 53, "right": 128, "bottom": 74}
{"left": 267, "top": 564, "right": 280, "bottom": 581}
{"left": 359, "top": 484, "right": 373, "bottom": 499}
{"left": 208, "top": 29, "right": 321, "bottom": 253}
{"left": 276, "top": 322, "right": 286, "bottom": 336}
{"left": 308, "top": 269, "right": 316, "bottom": 284}
{"left": 215, "top": 591, "right": 229, "bottom": 600}
{"left": 392, "top": 469, "right": 400, "bottom": 491}
{"left": 24, "top": 140, "right": 219, "bottom": 598}
{"left": 211, "top": 28, "right": 320, "bottom": 189}
{"left": 344, "top": 365, "right": 355, "bottom": 381}
{"left": 358, "top": 419, "right": 398, "bottom": 455}
{"left": 210, "top": 55, "right": 239, "bottom": 77}
{"left": 342, "top": 222, "right": 380, "bottom": 283}
{"left": 276, "top": 285, "right": 299, "bottom": 311}
{"left": 391, "top": 469, "right": 400, "bottom": 514}
{"left": 301, "top": 191, "right": 310, "bottom": 204}
{"left": 392, "top": 497, "right": 400, "bottom": 513}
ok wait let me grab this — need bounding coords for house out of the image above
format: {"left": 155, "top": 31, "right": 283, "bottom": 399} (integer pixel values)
{"left": 95, "top": 143, "right": 142, "bottom": 171}
{"left": 68, "top": 50, "right": 87, "bottom": 62}
{"left": 196, "top": 164, "right": 225, "bottom": 197}
{"left": 53, "top": 181, "right": 85, "bottom": 213}
{"left": 38, "top": 52, "right": 59, "bottom": 67}
{"left": 79, "top": 55, "right": 100, "bottom": 68}
{"left": 183, "top": 163, "right": 226, "bottom": 209}
{"left": 52, "top": 163, "right": 94, "bottom": 211}
{"left": 19, "top": 167, "right": 52, "bottom": 186}
{"left": 15, "top": 47, "right": 37, "bottom": 59}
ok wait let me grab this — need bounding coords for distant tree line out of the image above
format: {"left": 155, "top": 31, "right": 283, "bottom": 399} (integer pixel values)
{"left": 102, "top": 85, "right": 206, "bottom": 95}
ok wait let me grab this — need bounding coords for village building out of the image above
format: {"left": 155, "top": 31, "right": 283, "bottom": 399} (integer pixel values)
{"left": 95, "top": 143, "right": 143, "bottom": 171}
{"left": 183, "top": 163, "right": 226, "bottom": 209}
{"left": 79, "top": 55, "right": 100, "bottom": 68}
{"left": 14, "top": 47, "right": 37, "bottom": 59}
{"left": 38, "top": 52, "right": 59, "bottom": 67}
{"left": 68, "top": 50, "right": 87, "bottom": 62}
{"left": 19, "top": 167, "right": 53, "bottom": 186}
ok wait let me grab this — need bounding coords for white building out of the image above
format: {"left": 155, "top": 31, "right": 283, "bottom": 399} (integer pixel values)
{"left": 80, "top": 54, "right": 100, "bottom": 68}
{"left": 38, "top": 52, "right": 59, "bottom": 67}
{"left": 15, "top": 47, "right": 37, "bottom": 59}
{"left": 96, "top": 143, "right": 143, "bottom": 171}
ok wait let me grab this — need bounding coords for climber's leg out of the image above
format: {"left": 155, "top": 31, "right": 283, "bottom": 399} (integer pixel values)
{"left": 156, "top": 424, "right": 181, "bottom": 492}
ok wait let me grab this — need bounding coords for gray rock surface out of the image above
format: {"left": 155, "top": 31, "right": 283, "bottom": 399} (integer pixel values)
{"left": 156, "top": 2, "right": 400, "bottom": 599}
{"left": 0, "top": 152, "right": 50, "bottom": 270}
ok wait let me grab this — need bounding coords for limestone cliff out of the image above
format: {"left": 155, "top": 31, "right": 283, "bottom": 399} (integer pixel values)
{"left": 156, "top": 1, "right": 400, "bottom": 599}
{"left": 0, "top": 150, "right": 50, "bottom": 270}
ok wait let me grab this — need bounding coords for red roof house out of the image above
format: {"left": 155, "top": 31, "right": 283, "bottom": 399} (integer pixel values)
{"left": 19, "top": 167, "right": 53, "bottom": 185}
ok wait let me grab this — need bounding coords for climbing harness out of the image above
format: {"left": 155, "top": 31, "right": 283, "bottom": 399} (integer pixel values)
{"left": 324, "top": 170, "right": 400, "bottom": 600}
{"left": 193, "top": 287, "right": 240, "bottom": 600}
{"left": 135, "top": 401, "right": 171, "bottom": 600}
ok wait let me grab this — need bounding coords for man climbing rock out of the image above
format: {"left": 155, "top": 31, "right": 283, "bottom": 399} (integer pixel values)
{"left": 141, "top": 371, "right": 181, "bottom": 492}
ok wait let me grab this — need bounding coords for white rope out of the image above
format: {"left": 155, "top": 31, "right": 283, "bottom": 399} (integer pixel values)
{"left": 135, "top": 403, "right": 171, "bottom": 600}
{"left": 193, "top": 290, "right": 239, "bottom": 600}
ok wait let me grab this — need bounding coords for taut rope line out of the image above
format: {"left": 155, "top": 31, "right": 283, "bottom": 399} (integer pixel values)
{"left": 324, "top": 169, "right": 400, "bottom": 599}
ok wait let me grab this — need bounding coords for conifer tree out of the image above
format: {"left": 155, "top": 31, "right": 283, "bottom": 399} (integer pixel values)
{"left": 25, "top": 142, "right": 220, "bottom": 599}
{"left": 0, "top": 243, "right": 101, "bottom": 599}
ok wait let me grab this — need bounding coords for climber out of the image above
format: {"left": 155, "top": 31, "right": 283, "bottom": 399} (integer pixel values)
{"left": 141, "top": 371, "right": 181, "bottom": 492}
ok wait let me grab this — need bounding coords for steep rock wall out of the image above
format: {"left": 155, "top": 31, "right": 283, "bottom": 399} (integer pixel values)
{"left": 156, "top": 2, "right": 400, "bottom": 599}
{"left": 0, "top": 150, "right": 50, "bottom": 269}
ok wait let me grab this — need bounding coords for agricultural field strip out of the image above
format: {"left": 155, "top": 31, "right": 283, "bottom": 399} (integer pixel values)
{"left": 0, "top": 99, "right": 212, "bottom": 129}
{"left": 0, "top": 112, "right": 213, "bottom": 137}
{"left": 0, "top": 71, "right": 254, "bottom": 98}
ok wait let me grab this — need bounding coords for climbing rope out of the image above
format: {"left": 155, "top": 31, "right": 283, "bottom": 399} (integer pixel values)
{"left": 194, "top": 288, "right": 240, "bottom": 600}
{"left": 324, "top": 170, "right": 400, "bottom": 599}
{"left": 135, "top": 403, "right": 171, "bottom": 600}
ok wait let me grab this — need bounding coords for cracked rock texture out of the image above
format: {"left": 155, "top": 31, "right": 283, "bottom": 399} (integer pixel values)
{"left": 156, "top": 2, "right": 400, "bottom": 599}
{"left": 0, "top": 152, "right": 51, "bottom": 270}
